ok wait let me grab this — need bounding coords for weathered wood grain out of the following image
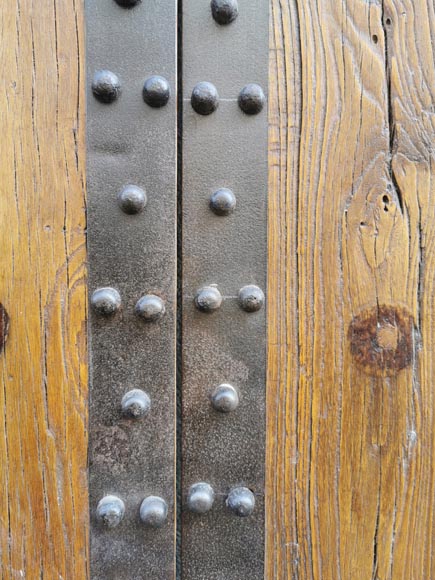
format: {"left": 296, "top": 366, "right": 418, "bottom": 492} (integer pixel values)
{"left": 266, "top": 0, "right": 435, "bottom": 578}
{"left": 0, "top": 1, "right": 88, "bottom": 578}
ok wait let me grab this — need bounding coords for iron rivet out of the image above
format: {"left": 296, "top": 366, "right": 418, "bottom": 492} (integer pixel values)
{"left": 96, "top": 495, "right": 125, "bottom": 528}
{"left": 238, "top": 285, "right": 264, "bottom": 312}
{"left": 187, "top": 482, "right": 215, "bottom": 514}
{"left": 135, "top": 295, "right": 166, "bottom": 322}
{"left": 91, "top": 287, "right": 121, "bottom": 316}
{"left": 191, "top": 82, "right": 219, "bottom": 116}
{"left": 143, "top": 75, "right": 171, "bottom": 108}
{"left": 92, "top": 70, "right": 121, "bottom": 104}
{"left": 121, "top": 389, "right": 151, "bottom": 419}
{"left": 117, "top": 185, "right": 147, "bottom": 215}
{"left": 114, "top": 0, "right": 141, "bottom": 6}
{"left": 210, "top": 384, "right": 239, "bottom": 413}
{"left": 238, "top": 83, "right": 266, "bottom": 115}
{"left": 226, "top": 487, "right": 255, "bottom": 517}
{"left": 211, "top": 0, "right": 239, "bottom": 25}
{"left": 210, "top": 188, "right": 236, "bottom": 216}
{"left": 194, "top": 286, "right": 222, "bottom": 313}
{"left": 139, "top": 496, "right": 168, "bottom": 528}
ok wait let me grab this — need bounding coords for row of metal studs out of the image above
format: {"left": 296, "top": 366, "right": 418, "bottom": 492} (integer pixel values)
{"left": 91, "top": 0, "right": 264, "bottom": 529}
{"left": 183, "top": 0, "right": 266, "bottom": 522}
{"left": 90, "top": 0, "right": 174, "bottom": 532}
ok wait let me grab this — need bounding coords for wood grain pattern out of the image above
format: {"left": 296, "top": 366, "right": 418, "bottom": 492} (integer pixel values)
{"left": 266, "top": 1, "right": 435, "bottom": 578}
{"left": 0, "top": 1, "right": 88, "bottom": 578}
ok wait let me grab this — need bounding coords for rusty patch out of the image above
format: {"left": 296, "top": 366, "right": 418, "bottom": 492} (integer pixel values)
{"left": 0, "top": 304, "right": 9, "bottom": 353}
{"left": 348, "top": 305, "right": 414, "bottom": 376}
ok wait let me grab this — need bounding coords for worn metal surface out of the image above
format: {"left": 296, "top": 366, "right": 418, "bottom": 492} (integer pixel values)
{"left": 181, "top": 0, "right": 269, "bottom": 577}
{"left": 86, "top": 0, "right": 177, "bottom": 577}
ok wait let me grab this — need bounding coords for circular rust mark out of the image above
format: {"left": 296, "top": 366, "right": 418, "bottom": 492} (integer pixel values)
{"left": 0, "top": 304, "right": 9, "bottom": 354}
{"left": 348, "top": 305, "right": 414, "bottom": 376}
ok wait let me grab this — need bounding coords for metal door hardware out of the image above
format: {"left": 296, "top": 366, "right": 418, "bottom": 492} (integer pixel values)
{"left": 209, "top": 187, "right": 237, "bottom": 215}
{"left": 187, "top": 482, "right": 216, "bottom": 514}
{"left": 87, "top": 0, "right": 267, "bottom": 577}
{"left": 210, "top": 383, "right": 240, "bottom": 413}
{"left": 181, "top": 0, "right": 268, "bottom": 578}
{"left": 139, "top": 496, "right": 169, "bottom": 528}
{"left": 121, "top": 389, "right": 151, "bottom": 419}
{"left": 96, "top": 496, "right": 126, "bottom": 529}
{"left": 86, "top": 0, "right": 177, "bottom": 578}
{"left": 210, "top": 0, "right": 239, "bottom": 25}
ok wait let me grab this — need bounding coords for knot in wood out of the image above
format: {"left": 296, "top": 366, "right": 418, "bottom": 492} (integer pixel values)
{"left": 348, "top": 305, "right": 414, "bottom": 376}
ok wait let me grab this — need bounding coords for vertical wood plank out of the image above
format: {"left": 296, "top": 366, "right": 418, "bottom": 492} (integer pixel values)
{"left": 266, "top": 1, "right": 302, "bottom": 578}
{"left": 266, "top": 0, "right": 435, "bottom": 578}
{"left": 0, "top": 1, "right": 88, "bottom": 578}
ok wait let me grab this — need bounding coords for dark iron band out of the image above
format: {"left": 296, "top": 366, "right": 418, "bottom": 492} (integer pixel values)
{"left": 181, "top": 1, "right": 269, "bottom": 577}
{"left": 86, "top": 0, "right": 177, "bottom": 577}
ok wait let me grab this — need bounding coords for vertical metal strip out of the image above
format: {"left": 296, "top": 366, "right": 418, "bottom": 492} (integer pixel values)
{"left": 181, "top": 1, "right": 269, "bottom": 578}
{"left": 86, "top": 1, "right": 177, "bottom": 578}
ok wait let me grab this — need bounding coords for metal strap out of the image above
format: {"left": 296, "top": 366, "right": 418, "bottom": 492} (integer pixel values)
{"left": 181, "top": 1, "right": 269, "bottom": 577}
{"left": 86, "top": 1, "right": 177, "bottom": 577}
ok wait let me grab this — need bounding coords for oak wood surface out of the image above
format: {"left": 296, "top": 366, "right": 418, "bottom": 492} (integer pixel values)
{"left": 0, "top": 1, "right": 89, "bottom": 578}
{"left": 266, "top": 1, "right": 435, "bottom": 578}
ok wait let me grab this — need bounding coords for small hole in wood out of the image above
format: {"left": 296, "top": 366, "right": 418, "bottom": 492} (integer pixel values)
{"left": 382, "top": 195, "right": 389, "bottom": 203}
{"left": 372, "top": 34, "right": 378, "bottom": 44}
{"left": 360, "top": 221, "right": 366, "bottom": 226}
{"left": 386, "top": 17, "right": 392, "bottom": 25}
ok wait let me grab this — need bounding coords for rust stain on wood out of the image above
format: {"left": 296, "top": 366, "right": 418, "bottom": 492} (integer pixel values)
{"left": 348, "top": 305, "right": 414, "bottom": 376}
{"left": 0, "top": 304, "right": 9, "bottom": 353}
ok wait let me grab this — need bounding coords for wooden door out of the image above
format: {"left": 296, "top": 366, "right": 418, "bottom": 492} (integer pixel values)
{"left": 1, "top": 0, "right": 435, "bottom": 578}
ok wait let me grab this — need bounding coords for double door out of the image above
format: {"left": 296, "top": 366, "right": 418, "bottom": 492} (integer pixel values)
{"left": 2, "top": 1, "right": 435, "bottom": 579}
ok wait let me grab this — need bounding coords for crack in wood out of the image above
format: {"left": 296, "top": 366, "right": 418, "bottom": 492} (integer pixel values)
{"left": 0, "top": 304, "right": 9, "bottom": 354}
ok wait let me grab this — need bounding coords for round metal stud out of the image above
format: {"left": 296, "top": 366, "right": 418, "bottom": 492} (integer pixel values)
{"left": 91, "top": 287, "right": 121, "bottom": 316}
{"left": 191, "top": 82, "right": 219, "bottom": 116}
{"left": 238, "top": 83, "right": 266, "bottom": 115}
{"left": 143, "top": 75, "right": 171, "bottom": 108}
{"left": 139, "top": 496, "right": 168, "bottom": 528}
{"left": 117, "top": 185, "right": 147, "bottom": 215}
{"left": 187, "top": 482, "right": 215, "bottom": 514}
{"left": 226, "top": 487, "right": 255, "bottom": 517}
{"left": 114, "top": 0, "right": 141, "bottom": 6}
{"left": 194, "top": 286, "right": 222, "bottom": 313}
{"left": 211, "top": 0, "right": 239, "bottom": 25}
{"left": 238, "top": 285, "right": 264, "bottom": 312}
{"left": 121, "top": 389, "right": 151, "bottom": 419}
{"left": 210, "top": 383, "right": 239, "bottom": 413}
{"left": 92, "top": 70, "right": 121, "bottom": 104}
{"left": 96, "top": 495, "right": 125, "bottom": 528}
{"left": 210, "top": 188, "right": 236, "bottom": 216}
{"left": 135, "top": 295, "right": 166, "bottom": 322}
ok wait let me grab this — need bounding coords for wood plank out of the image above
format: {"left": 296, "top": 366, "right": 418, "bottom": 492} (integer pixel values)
{"left": 0, "top": 1, "right": 88, "bottom": 578}
{"left": 266, "top": 1, "right": 435, "bottom": 577}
